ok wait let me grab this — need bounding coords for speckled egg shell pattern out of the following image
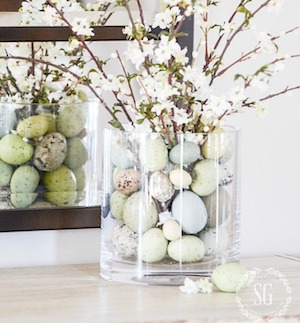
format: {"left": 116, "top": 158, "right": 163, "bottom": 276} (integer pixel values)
{"left": 171, "top": 190, "right": 207, "bottom": 234}
{"left": 113, "top": 225, "right": 138, "bottom": 258}
{"left": 10, "top": 192, "right": 38, "bottom": 209}
{"left": 113, "top": 168, "right": 140, "bottom": 195}
{"left": 168, "top": 235, "right": 206, "bottom": 263}
{"left": 141, "top": 228, "right": 168, "bottom": 263}
{"left": 123, "top": 191, "right": 158, "bottom": 233}
{"left": 16, "top": 115, "right": 49, "bottom": 139}
{"left": 0, "top": 159, "right": 13, "bottom": 186}
{"left": 10, "top": 165, "right": 40, "bottom": 193}
{"left": 190, "top": 159, "right": 221, "bottom": 196}
{"left": 139, "top": 137, "right": 168, "bottom": 172}
{"left": 0, "top": 134, "right": 34, "bottom": 165}
{"left": 33, "top": 132, "right": 67, "bottom": 172}
{"left": 43, "top": 165, "right": 77, "bottom": 192}
{"left": 211, "top": 262, "right": 248, "bottom": 293}
{"left": 110, "top": 190, "right": 128, "bottom": 220}
{"left": 44, "top": 191, "right": 77, "bottom": 207}
{"left": 169, "top": 141, "right": 201, "bottom": 165}
{"left": 63, "top": 137, "right": 88, "bottom": 170}
{"left": 199, "top": 227, "right": 229, "bottom": 256}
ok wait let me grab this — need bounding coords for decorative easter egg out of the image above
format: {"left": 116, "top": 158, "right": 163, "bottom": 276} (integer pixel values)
{"left": 113, "top": 168, "right": 140, "bottom": 195}
{"left": 10, "top": 166, "right": 40, "bottom": 193}
{"left": 169, "top": 168, "right": 192, "bottom": 189}
{"left": 0, "top": 134, "right": 33, "bottom": 165}
{"left": 169, "top": 141, "right": 201, "bottom": 165}
{"left": 149, "top": 171, "right": 174, "bottom": 202}
{"left": 110, "top": 190, "right": 128, "bottom": 220}
{"left": 139, "top": 137, "right": 168, "bottom": 172}
{"left": 64, "top": 137, "right": 88, "bottom": 170}
{"left": 0, "top": 105, "right": 16, "bottom": 138}
{"left": 202, "top": 187, "right": 231, "bottom": 228}
{"left": 42, "top": 114, "right": 56, "bottom": 133}
{"left": 123, "top": 191, "right": 158, "bottom": 233}
{"left": 56, "top": 105, "right": 86, "bottom": 138}
{"left": 162, "top": 219, "right": 181, "bottom": 241}
{"left": 16, "top": 115, "right": 49, "bottom": 138}
{"left": 0, "top": 159, "right": 13, "bottom": 186}
{"left": 141, "top": 228, "right": 168, "bottom": 263}
{"left": 10, "top": 192, "right": 38, "bottom": 209}
{"left": 43, "top": 165, "right": 77, "bottom": 192}
{"left": 113, "top": 225, "right": 138, "bottom": 258}
{"left": 199, "top": 227, "right": 229, "bottom": 256}
{"left": 44, "top": 191, "right": 77, "bottom": 206}
{"left": 201, "top": 129, "right": 230, "bottom": 159}
{"left": 171, "top": 190, "right": 207, "bottom": 234}
{"left": 33, "top": 132, "right": 67, "bottom": 171}
{"left": 111, "top": 146, "right": 133, "bottom": 169}
{"left": 211, "top": 262, "right": 248, "bottom": 293}
{"left": 168, "top": 235, "right": 205, "bottom": 263}
{"left": 190, "top": 159, "right": 221, "bottom": 196}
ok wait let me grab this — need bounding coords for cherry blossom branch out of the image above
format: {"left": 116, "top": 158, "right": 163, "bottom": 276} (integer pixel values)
{"left": 260, "top": 85, "right": 300, "bottom": 101}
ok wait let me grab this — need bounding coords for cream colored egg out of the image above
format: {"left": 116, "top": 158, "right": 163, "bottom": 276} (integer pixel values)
{"left": 169, "top": 168, "right": 192, "bottom": 189}
{"left": 162, "top": 219, "right": 181, "bottom": 241}
{"left": 201, "top": 129, "right": 230, "bottom": 159}
{"left": 110, "top": 190, "right": 128, "bottom": 220}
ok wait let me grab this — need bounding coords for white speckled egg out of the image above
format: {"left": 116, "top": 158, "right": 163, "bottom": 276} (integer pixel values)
{"left": 123, "top": 191, "right": 158, "bottom": 232}
{"left": 141, "top": 228, "right": 168, "bottom": 263}
{"left": 199, "top": 227, "right": 229, "bottom": 256}
{"left": 211, "top": 262, "right": 248, "bottom": 293}
{"left": 150, "top": 171, "right": 174, "bottom": 202}
{"left": 113, "top": 168, "right": 140, "bottom": 195}
{"left": 171, "top": 190, "right": 207, "bottom": 234}
{"left": 190, "top": 159, "right": 221, "bottom": 196}
{"left": 113, "top": 225, "right": 138, "bottom": 258}
{"left": 139, "top": 137, "right": 168, "bottom": 172}
{"left": 169, "top": 168, "right": 192, "bottom": 189}
{"left": 111, "top": 146, "right": 133, "bottom": 169}
{"left": 202, "top": 187, "right": 231, "bottom": 228}
{"left": 110, "top": 190, "right": 128, "bottom": 220}
{"left": 168, "top": 235, "right": 205, "bottom": 263}
{"left": 201, "top": 129, "right": 230, "bottom": 159}
{"left": 169, "top": 141, "right": 201, "bottom": 165}
{"left": 162, "top": 219, "right": 181, "bottom": 241}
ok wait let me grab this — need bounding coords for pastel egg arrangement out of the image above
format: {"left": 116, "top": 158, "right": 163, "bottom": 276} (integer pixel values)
{"left": 0, "top": 103, "right": 91, "bottom": 209}
{"left": 105, "top": 130, "right": 237, "bottom": 268}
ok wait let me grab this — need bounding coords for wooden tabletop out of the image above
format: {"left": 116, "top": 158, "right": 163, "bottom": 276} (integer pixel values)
{"left": 0, "top": 256, "right": 299, "bottom": 323}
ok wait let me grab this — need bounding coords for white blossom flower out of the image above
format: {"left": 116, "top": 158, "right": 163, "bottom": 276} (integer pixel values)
{"left": 250, "top": 75, "right": 269, "bottom": 92}
{"left": 179, "top": 277, "right": 213, "bottom": 294}
{"left": 268, "top": 0, "right": 284, "bottom": 14}
{"left": 155, "top": 35, "right": 181, "bottom": 64}
{"left": 257, "top": 31, "right": 276, "bottom": 54}
{"left": 255, "top": 101, "right": 269, "bottom": 117}
{"left": 71, "top": 17, "right": 94, "bottom": 37}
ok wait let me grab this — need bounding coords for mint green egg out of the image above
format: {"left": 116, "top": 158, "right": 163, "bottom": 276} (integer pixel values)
{"left": 43, "top": 165, "right": 77, "bottom": 192}
{"left": 56, "top": 105, "right": 86, "bottom": 138}
{"left": 10, "top": 166, "right": 40, "bottom": 193}
{"left": 11, "top": 192, "right": 38, "bottom": 209}
{"left": 16, "top": 115, "right": 49, "bottom": 138}
{"left": 73, "top": 166, "right": 86, "bottom": 191}
{"left": 0, "top": 159, "right": 13, "bottom": 186}
{"left": 0, "top": 134, "right": 34, "bottom": 165}
{"left": 64, "top": 137, "right": 88, "bottom": 169}
{"left": 44, "top": 191, "right": 77, "bottom": 206}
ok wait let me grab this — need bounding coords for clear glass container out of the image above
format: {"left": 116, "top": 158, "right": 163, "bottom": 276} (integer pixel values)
{"left": 100, "top": 126, "right": 241, "bottom": 285}
{"left": 0, "top": 101, "right": 100, "bottom": 210}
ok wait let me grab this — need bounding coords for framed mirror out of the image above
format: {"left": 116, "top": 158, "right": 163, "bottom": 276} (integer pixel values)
{"left": 0, "top": 1, "right": 193, "bottom": 232}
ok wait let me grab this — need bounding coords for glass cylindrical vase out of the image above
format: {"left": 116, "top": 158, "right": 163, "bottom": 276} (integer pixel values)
{"left": 100, "top": 126, "right": 240, "bottom": 285}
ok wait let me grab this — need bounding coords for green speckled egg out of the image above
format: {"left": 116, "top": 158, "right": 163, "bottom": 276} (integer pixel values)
{"left": 11, "top": 192, "right": 38, "bottom": 209}
{"left": 110, "top": 190, "right": 128, "bottom": 220}
{"left": 56, "top": 105, "right": 86, "bottom": 138}
{"left": 16, "top": 115, "right": 49, "bottom": 138}
{"left": 141, "top": 228, "right": 168, "bottom": 263}
{"left": 73, "top": 167, "right": 86, "bottom": 191}
{"left": 191, "top": 159, "right": 221, "bottom": 196}
{"left": 123, "top": 191, "right": 158, "bottom": 233}
{"left": 211, "top": 262, "right": 248, "bottom": 293}
{"left": 43, "top": 165, "right": 77, "bottom": 192}
{"left": 0, "top": 159, "right": 13, "bottom": 186}
{"left": 42, "top": 114, "right": 56, "bottom": 133}
{"left": 168, "top": 235, "right": 205, "bottom": 263}
{"left": 10, "top": 166, "right": 40, "bottom": 193}
{"left": 0, "top": 134, "right": 34, "bottom": 165}
{"left": 63, "top": 137, "right": 88, "bottom": 169}
{"left": 44, "top": 191, "right": 77, "bottom": 206}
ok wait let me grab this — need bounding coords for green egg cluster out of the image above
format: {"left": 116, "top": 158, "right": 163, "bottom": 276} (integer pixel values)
{"left": 0, "top": 104, "right": 90, "bottom": 209}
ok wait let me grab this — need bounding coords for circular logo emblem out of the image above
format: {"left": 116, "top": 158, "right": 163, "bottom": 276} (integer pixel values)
{"left": 236, "top": 267, "right": 292, "bottom": 322}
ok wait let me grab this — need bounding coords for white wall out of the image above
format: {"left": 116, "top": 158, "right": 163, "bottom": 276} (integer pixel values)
{"left": 0, "top": 1, "right": 300, "bottom": 268}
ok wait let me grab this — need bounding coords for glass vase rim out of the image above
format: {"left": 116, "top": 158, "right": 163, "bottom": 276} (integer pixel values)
{"left": 0, "top": 99, "right": 99, "bottom": 107}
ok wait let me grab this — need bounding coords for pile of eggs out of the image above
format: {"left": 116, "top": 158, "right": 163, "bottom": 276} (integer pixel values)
{"left": 0, "top": 104, "right": 88, "bottom": 209}
{"left": 106, "top": 132, "right": 235, "bottom": 264}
